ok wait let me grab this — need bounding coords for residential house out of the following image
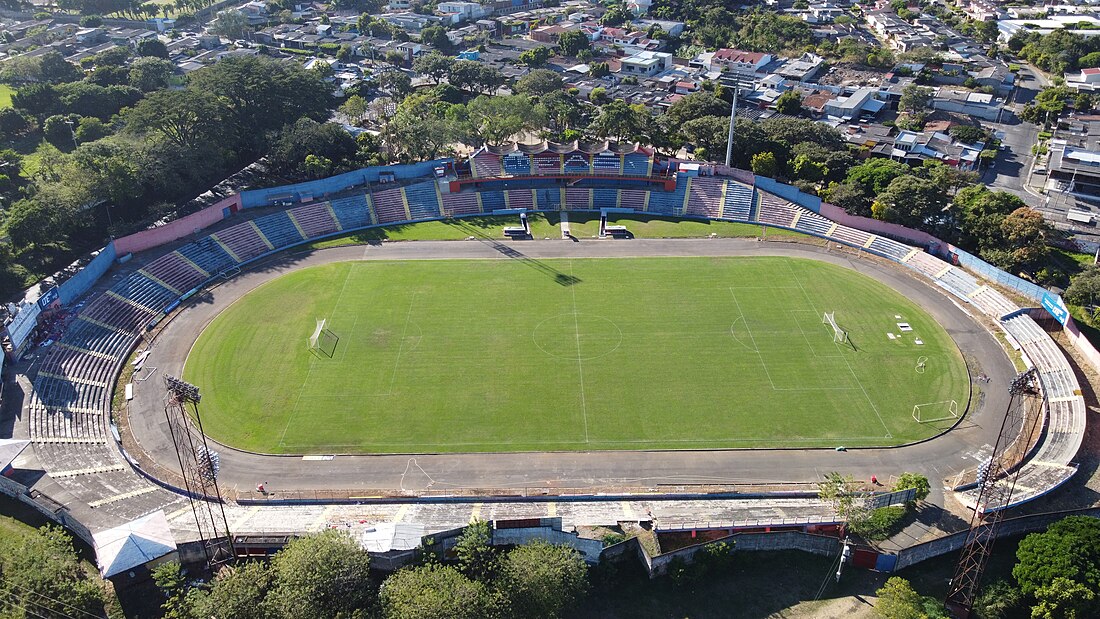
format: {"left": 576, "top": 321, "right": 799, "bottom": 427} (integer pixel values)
{"left": 618, "top": 50, "right": 671, "bottom": 77}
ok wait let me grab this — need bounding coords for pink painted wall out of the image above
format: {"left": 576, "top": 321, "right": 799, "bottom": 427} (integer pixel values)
{"left": 818, "top": 202, "right": 940, "bottom": 248}
{"left": 114, "top": 195, "right": 240, "bottom": 255}
{"left": 1063, "top": 315, "right": 1100, "bottom": 375}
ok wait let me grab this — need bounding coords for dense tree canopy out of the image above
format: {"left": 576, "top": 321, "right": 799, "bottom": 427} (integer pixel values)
{"left": 0, "top": 525, "right": 105, "bottom": 618}
{"left": 500, "top": 539, "right": 589, "bottom": 619}
{"left": 1015, "top": 517, "right": 1100, "bottom": 619}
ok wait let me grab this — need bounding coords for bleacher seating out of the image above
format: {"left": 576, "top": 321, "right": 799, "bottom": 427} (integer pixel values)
{"left": 177, "top": 237, "right": 236, "bottom": 275}
{"left": 535, "top": 188, "right": 561, "bottom": 210}
{"left": 564, "top": 188, "right": 591, "bottom": 210}
{"left": 371, "top": 187, "right": 408, "bottom": 224}
{"left": 592, "top": 188, "right": 619, "bottom": 210}
{"left": 533, "top": 153, "right": 561, "bottom": 174}
{"left": 619, "top": 189, "right": 647, "bottom": 212}
{"left": 479, "top": 190, "right": 505, "bottom": 212}
{"left": 441, "top": 191, "right": 481, "bottom": 217}
{"left": 754, "top": 192, "right": 798, "bottom": 227}
{"left": 404, "top": 182, "right": 442, "bottom": 220}
{"left": 685, "top": 176, "right": 724, "bottom": 219}
{"left": 936, "top": 267, "right": 982, "bottom": 299}
{"left": 721, "top": 181, "right": 753, "bottom": 222}
{"left": 506, "top": 189, "right": 535, "bottom": 211}
{"left": 867, "top": 236, "right": 912, "bottom": 261}
{"left": 829, "top": 225, "right": 872, "bottom": 248}
{"left": 81, "top": 295, "right": 153, "bottom": 334}
{"left": 471, "top": 153, "right": 502, "bottom": 177}
{"left": 329, "top": 194, "right": 372, "bottom": 229}
{"left": 111, "top": 273, "right": 175, "bottom": 311}
{"left": 905, "top": 250, "right": 946, "bottom": 278}
{"left": 623, "top": 153, "right": 650, "bottom": 176}
{"left": 141, "top": 252, "right": 206, "bottom": 294}
{"left": 212, "top": 222, "right": 271, "bottom": 263}
{"left": 502, "top": 153, "right": 531, "bottom": 175}
{"left": 794, "top": 210, "right": 833, "bottom": 237}
{"left": 646, "top": 177, "right": 688, "bottom": 215}
{"left": 969, "top": 286, "right": 1018, "bottom": 319}
{"left": 290, "top": 202, "right": 340, "bottom": 238}
{"left": 254, "top": 211, "right": 305, "bottom": 248}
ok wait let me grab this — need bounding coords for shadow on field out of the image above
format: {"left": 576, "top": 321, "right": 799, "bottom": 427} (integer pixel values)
{"left": 452, "top": 220, "right": 582, "bottom": 287}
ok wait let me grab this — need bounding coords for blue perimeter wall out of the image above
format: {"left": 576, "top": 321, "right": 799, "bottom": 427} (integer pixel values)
{"left": 239, "top": 160, "right": 451, "bottom": 208}
{"left": 58, "top": 241, "right": 117, "bottom": 306}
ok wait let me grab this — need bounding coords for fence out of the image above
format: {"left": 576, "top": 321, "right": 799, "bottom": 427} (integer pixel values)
{"left": 754, "top": 176, "right": 822, "bottom": 213}
{"left": 946, "top": 244, "right": 1051, "bottom": 303}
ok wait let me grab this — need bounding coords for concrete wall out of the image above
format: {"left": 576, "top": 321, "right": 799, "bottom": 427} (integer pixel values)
{"left": 0, "top": 475, "right": 93, "bottom": 546}
{"left": 238, "top": 160, "right": 450, "bottom": 208}
{"left": 113, "top": 195, "right": 238, "bottom": 255}
{"left": 755, "top": 176, "right": 822, "bottom": 212}
{"left": 492, "top": 527, "right": 604, "bottom": 563}
{"left": 57, "top": 242, "right": 117, "bottom": 306}
{"left": 818, "top": 202, "right": 940, "bottom": 248}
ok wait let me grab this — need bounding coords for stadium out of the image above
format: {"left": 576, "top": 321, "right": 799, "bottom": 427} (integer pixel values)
{"left": 4, "top": 144, "right": 1088, "bottom": 580}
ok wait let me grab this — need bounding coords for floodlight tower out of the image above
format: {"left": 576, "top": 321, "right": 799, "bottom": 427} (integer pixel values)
{"left": 945, "top": 368, "right": 1045, "bottom": 618}
{"left": 163, "top": 375, "right": 235, "bottom": 569}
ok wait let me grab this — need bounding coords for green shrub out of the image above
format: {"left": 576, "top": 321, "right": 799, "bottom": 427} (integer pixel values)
{"left": 852, "top": 506, "right": 907, "bottom": 541}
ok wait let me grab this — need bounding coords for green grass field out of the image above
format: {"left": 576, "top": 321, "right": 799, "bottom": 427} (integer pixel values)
{"left": 183, "top": 257, "right": 969, "bottom": 454}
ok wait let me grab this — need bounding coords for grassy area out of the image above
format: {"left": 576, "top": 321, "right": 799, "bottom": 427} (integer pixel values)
{"left": 183, "top": 256, "right": 969, "bottom": 454}
{"left": 304, "top": 213, "right": 805, "bottom": 250}
{"left": 0, "top": 84, "right": 14, "bottom": 109}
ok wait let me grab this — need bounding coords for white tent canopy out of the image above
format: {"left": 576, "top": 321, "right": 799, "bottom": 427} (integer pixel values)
{"left": 93, "top": 510, "right": 177, "bottom": 578}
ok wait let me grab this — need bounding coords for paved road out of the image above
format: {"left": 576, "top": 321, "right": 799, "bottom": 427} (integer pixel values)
{"left": 123, "top": 238, "right": 1013, "bottom": 503}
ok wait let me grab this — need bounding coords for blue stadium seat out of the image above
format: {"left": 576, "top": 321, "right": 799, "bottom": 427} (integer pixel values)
{"left": 254, "top": 211, "right": 305, "bottom": 249}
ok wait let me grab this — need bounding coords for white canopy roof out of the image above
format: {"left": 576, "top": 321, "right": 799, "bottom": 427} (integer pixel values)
{"left": 0, "top": 438, "right": 29, "bottom": 471}
{"left": 93, "top": 510, "right": 177, "bottom": 578}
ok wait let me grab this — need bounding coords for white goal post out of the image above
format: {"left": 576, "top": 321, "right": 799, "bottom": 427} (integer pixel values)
{"left": 309, "top": 319, "right": 340, "bottom": 358}
{"left": 822, "top": 312, "right": 847, "bottom": 343}
{"left": 912, "top": 400, "right": 959, "bottom": 423}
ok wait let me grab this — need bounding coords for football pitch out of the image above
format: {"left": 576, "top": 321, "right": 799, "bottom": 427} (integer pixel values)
{"left": 183, "top": 257, "right": 970, "bottom": 453}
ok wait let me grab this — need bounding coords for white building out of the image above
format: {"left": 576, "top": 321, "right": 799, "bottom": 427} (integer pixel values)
{"left": 619, "top": 50, "right": 672, "bottom": 77}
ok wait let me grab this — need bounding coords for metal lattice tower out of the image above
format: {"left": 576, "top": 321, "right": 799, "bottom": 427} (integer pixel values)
{"left": 945, "top": 368, "right": 1044, "bottom": 618}
{"left": 163, "top": 375, "right": 235, "bottom": 568}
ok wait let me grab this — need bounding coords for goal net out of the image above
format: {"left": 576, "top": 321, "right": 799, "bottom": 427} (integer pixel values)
{"left": 912, "top": 400, "right": 959, "bottom": 423}
{"left": 822, "top": 312, "right": 847, "bottom": 343}
{"left": 308, "top": 319, "right": 340, "bottom": 358}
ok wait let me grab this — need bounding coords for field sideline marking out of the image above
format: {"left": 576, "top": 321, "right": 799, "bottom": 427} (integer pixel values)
{"left": 278, "top": 263, "right": 359, "bottom": 447}
{"left": 570, "top": 260, "right": 590, "bottom": 443}
{"left": 786, "top": 263, "right": 893, "bottom": 438}
{"left": 387, "top": 293, "right": 419, "bottom": 396}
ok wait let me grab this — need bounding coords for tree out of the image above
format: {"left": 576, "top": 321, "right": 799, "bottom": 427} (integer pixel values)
{"left": 39, "top": 51, "right": 83, "bottom": 84}
{"left": 194, "top": 561, "right": 274, "bottom": 619}
{"left": 817, "top": 471, "right": 869, "bottom": 527}
{"left": 268, "top": 118, "right": 359, "bottom": 178}
{"left": 846, "top": 158, "right": 910, "bottom": 194}
{"left": 874, "top": 577, "right": 924, "bottom": 619}
{"left": 1065, "top": 265, "right": 1100, "bottom": 306}
{"left": 378, "top": 69, "right": 413, "bottom": 99}
{"left": 87, "top": 64, "right": 131, "bottom": 87}
{"left": 822, "top": 181, "right": 870, "bottom": 216}
{"left": 340, "top": 94, "right": 368, "bottom": 123}
{"left": 269, "top": 529, "right": 375, "bottom": 619}
{"left": 0, "top": 108, "right": 33, "bottom": 140}
{"left": 519, "top": 46, "right": 550, "bottom": 67}
{"left": 557, "top": 30, "right": 590, "bottom": 57}
{"left": 591, "top": 100, "right": 649, "bottom": 141}
{"left": 380, "top": 564, "right": 501, "bottom": 619}
{"left": 873, "top": 174, "right": 948, "bottom": 229}
{"left": 949, "top": 124, "right": 988, "bottom": 144}
{"left": 210, "top": 9, "right": 250, "bottom": 40}
{"left": 973, "top": 579, "right": 1024, "bottom": 619}
{"left": 588, "top": 62, "right": 610, "bottom": 78}
{"left": 137, "top": 37, "right": 170, "bottom": 58}
{"left": 129, "top": 56, "right": 175, "bottom": 92}
{"left": 893, "top": 472, "right": 930, "bottom": 502}
{"left": 1000, "top": 207, "right": 1051, "bottom": 271}
{"left": 463, "top": 94, "right": 538, "bottom": 146}
{"left": 123, "top": 88, "right": 230, "bottom": 152}
{"left": 0, "top": 525, "right": 105, "bottom": 618}
{"left": 43, "top": 114, "right": 77, "bottom": 149}
{"left": 899, "top": 84, "right": 933, "bottom": 114}
{"left": 514, "top": 69, "right": 564, "bottom": 97}
{"left": 453, "top": 520, "right": 499, "bottom": 583}
{"left": 775, "top": 89, "right": 802, "bottom": 115}
{"left": 75, "top": 116, "right": 109, "bottom": 142}
{"left": 413, "top": 52, "right": 451, "bottom": 85}
{"left": 681, "top": 115, "right": 730, "bottom": 161}
{"left": 665, "top": 90, "right": 728, "bottom": 128}
{"left": 500, "top": 539, "right": 588, "bottom": 619}
{"left": 12, "top": 82, "right": 60, "bottom": 116}
{"left": 385, "top": 93, "right": 455, "bottom": 162}
{"left": 1014, "top": 515, "right": 1100, "bottom": 619}
{"left": 751, "top": 151, "right": 778, "bottom": 177}
{"left": 790, "top": 154, "right": 827, "bottom": 183}
{"left": 420, "top": 25, "right": 451, "bottom": 52}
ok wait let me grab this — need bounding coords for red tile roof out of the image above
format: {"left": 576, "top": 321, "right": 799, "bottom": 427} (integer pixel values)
{"left": 713, "top": 48, "right": 767, "bottom": 64}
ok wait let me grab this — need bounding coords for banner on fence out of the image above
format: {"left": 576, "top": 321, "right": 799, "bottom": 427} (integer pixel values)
{"left": 1042, "top": 293, "right": 1070, "bottom": 325}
